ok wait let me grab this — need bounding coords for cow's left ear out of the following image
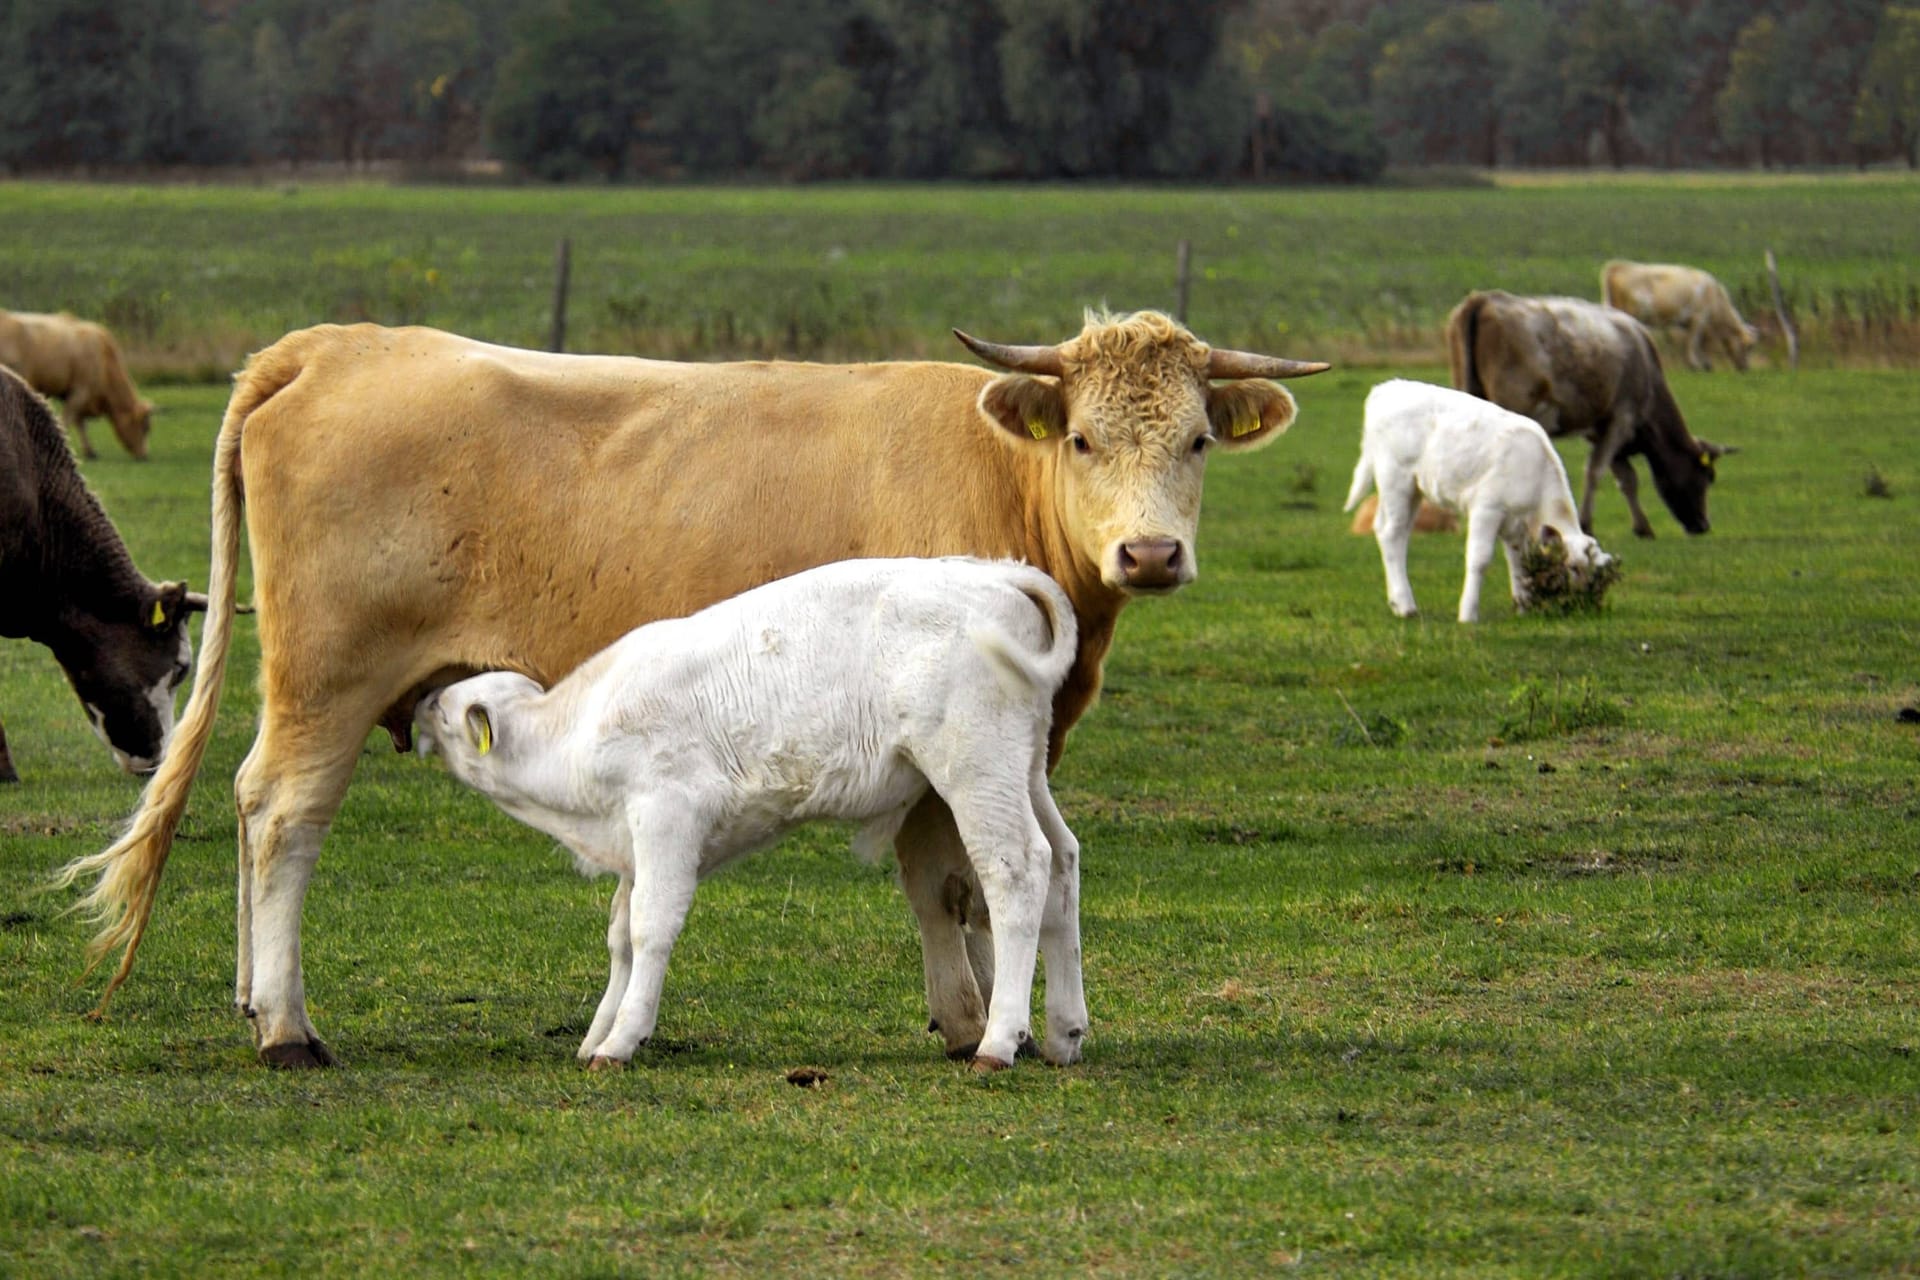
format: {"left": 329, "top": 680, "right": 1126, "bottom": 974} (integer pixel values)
{"left": 147, "top": 581, "right": 191, "bottom": 631}
{"left": 977, "top": 374, "right": 1067, "bottom": 444}
{"left": 1206, "top": 382, "right": 1297, "bottom": 451}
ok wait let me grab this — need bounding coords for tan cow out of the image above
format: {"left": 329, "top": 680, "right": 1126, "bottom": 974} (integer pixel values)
{"left": 1600, "top": 260, "right": 1758, "bottom": 372}
{"left": 0, "top": 310, "right": 155, "bottom": 460}
{"left": 1346, "top": 493, "right": 1457, "bottom": 536}
{"left": 60, "top": 312, "right": 1327, "bottom": 1069}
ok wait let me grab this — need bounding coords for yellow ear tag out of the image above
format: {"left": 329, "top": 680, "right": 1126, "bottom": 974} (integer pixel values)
{"left": 468, "top": 707, "right": 492, "bottom": 756}
{"left": 1699, "top": 452, "right": 1712, "bottom": 468}
{"left": 149, "top": 600, "right": 167, "bottom": 628}
{"left": 1026, "top": 418, "right": 1049, "bottom": 440}
{"left": 1230, "top": 413, "right": 1262, "bottom": 439}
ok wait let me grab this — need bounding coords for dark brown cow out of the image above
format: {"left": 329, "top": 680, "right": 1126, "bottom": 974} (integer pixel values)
{"left": 0, "top": 368, "right": 202, "bottom": 781}
{"left": 1447, "top": 290, "right": 1733, "bottom": 539}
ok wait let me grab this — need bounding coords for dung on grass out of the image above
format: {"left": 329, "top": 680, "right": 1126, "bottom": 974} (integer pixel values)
{"left": 1519, "top": 535, "right": 1620, "bottom": 616}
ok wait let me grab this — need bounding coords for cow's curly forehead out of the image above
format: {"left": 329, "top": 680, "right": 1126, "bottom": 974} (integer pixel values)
{"left": 1058, "top": 310, "right": 1209, "bottom": 437}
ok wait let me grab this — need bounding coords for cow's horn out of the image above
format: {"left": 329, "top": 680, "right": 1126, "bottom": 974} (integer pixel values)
{"left": 1206, "top": 348, "right": 1332, "bottom": 380}
{"left": 1701, "top": 440, "right": 1738, "bottom": 459}
{"left": 952, "top": 330, "right": 1065, "bottom": 377}
{"left": 183, "top": 591, "right": 211, "bottom": 613}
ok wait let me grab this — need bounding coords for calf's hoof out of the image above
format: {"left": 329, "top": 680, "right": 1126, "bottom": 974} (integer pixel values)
{"left": 259, "top": 1038, "right": 338, "bottom": 1070}
{"left": 586, "top": 1054, "right": 626, "bottom": 1073}
{"left": 969, "top": 1054, "right": 1012, "bottom": 1074}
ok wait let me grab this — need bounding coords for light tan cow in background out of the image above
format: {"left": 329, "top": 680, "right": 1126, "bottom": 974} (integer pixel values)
{"left": 1600, "top": 260, "right": 1758, "bottom": 372}
{"left": 59, "top": 310, "right": 1328, "bottom": 1070}
{"left": 0, "top": 310, "right": 155, "bottom": 459}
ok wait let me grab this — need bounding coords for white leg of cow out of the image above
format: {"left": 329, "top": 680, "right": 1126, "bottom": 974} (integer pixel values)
{"left": 896, "top": 794, "right": 989, "bottom": 1058}
{"left": 1457, "top": 510, "right": 1502, "bottom": 623}
{"left": 1371, "top": 482, "right": 1420, "bottom": 617}
{"left": 587, "top": 806, "right": 701, "bottom": 1068}
{"left": 233, "top": 709, "right": 370, "bottom": 1068}
{"left": 1610, "top": 455, "right": 1656, "bottom": 539}
{"left": 1686, "top": 322, "right": 1710, "bottom": 372}
{"left": 578, "top": 875, "right": 634, "bottom": 1063}
{"left": 1032, "top": 768, "right": 1088, "bottom": 1066}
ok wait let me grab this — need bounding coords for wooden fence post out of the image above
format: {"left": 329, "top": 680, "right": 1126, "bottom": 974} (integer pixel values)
{"left": 550, "top": 236, "right": 572, "bottom": 353}
{"left": 1765, "top": 248, "right": 1797, "bottom": 371}
{"left": 1175, "top": 239, "right": 1192, "bottom": 325}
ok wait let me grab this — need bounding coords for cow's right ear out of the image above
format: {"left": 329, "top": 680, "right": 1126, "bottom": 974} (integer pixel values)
{"left": 465, "top": 705, "right": 493, "bottom": 756}
{"left": 977, "top": 374, "right": 1066, "bottom": 444}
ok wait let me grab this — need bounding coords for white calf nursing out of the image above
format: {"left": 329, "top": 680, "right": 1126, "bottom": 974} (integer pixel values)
{"left": 413, "top": 557, "right": 1085, "bottom": 1072}
{"left": 1345, "top": 380, "right": 1615, "bottom": 622}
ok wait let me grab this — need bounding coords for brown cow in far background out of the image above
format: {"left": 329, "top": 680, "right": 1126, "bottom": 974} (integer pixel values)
{"left": 0, "top": 310, "right": 155, "bottom": 460}
{"left": 1600, "top": 260, "right": 1758, "bottom": 372}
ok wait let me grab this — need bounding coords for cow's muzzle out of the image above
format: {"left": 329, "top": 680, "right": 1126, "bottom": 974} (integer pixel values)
{"left": 1118, "top": 539, "right": 1186, "bottom": 591}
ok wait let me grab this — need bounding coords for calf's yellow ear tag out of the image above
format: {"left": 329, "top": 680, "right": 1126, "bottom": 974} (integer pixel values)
{"left": 467, "top": 706, "right": 493, "bottom": 756}
{"left": 149, "top": 600, "right": 167, "bottom": 628}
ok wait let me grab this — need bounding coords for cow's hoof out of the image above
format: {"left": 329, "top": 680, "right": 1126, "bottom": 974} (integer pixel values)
{"left": 586, "top": 1054, "right": 626, "bottom": 1073}
{"left": 259, "top": 1038, "right": 337, "bottom": 1070}
{"left": 970, "top": 1054, "right": 1012, "bottom": 1074}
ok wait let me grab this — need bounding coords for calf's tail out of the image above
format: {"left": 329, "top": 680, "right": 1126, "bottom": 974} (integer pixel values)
{"left": 1343, "top": 451, "right": 1374, "bottom": 514}
{"left": 50, "top": 343, "right": 294, "bottom": 1014}
{"left": 970, "top": 567, "right": 1079, "bottom": 702}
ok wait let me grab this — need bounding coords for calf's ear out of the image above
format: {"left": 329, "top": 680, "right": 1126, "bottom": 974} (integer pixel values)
{"left": 978, "top": 374, "right": 1066, "bottom": 443}
{"left": 1206, "top": 382, "right": 1296, "bottom": 451}
{"left": 466, "top": 705, "right": 494, "bottom": 756}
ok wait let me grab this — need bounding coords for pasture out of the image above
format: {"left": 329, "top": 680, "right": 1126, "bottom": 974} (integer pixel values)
{"left": 2, "top": 180, "right": 1919, "bottom": 1276}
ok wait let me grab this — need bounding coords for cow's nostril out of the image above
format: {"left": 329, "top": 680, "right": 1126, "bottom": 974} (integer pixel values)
{"left": 1119, "top": 539, "right": 1182, "bottom": 587}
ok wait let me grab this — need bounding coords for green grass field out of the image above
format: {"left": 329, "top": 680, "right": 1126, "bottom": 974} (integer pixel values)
{"left": 3, "top": 181, "right": 1920, "bottom": 1276}
{"left": 0, "top": 175, "right": 1916, "bottom": 375}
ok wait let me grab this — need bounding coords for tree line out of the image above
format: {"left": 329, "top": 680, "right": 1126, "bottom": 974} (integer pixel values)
{"left": 0, "top": 0, "right": 1915, "bottom": 181}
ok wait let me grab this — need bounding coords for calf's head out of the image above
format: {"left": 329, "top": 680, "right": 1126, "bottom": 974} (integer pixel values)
{"left": 956, "top": 310, "right": 1327, "bottom": 594}
{"left": 414, "top": 671, "right": 546, "bottom": 793}
{"left": 58, "top": 581, "right": 204, "bottom": 774}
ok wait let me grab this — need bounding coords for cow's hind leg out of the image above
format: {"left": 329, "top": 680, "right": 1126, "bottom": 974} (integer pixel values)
{"left": 0, "top": 716, "right": 17, "bottom": 783}
{"left": 896, "top": 794, "right": 990, "bottom": 1059}
{"left": 234, "top": 705, "right": 376, "bottom": 1068}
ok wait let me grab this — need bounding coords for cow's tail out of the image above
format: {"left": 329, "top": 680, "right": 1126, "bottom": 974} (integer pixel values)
{"left": 970, "top": 567, "right": 1079, "bottom": 703}
{"left": 1599, "top": 260, "right": 1623, "bottom": 308}
{"left": 51, "top": 344, "right": 293, "bottom": 1014}
{"left": 1446, "top": 293, "right": 1487, "bottom": 398}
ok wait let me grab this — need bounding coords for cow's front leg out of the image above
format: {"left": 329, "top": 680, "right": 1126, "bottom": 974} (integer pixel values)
{"left": 1610, "top": 456, "right": 1656, "bottom": 539}
{"left": 1457, "top": 511, "right": 1501, "bottom": 623}
{"left": 587, "top": 806, "right": 700, "bottom": 1068}
{"left": 63, "top": 406, "right": 97, "bottom": 461}
{"left": 0, "top": 716, "right": 17, "bottom": 783}
{"left": 896, "top": 793, "right": 989, "bottom": 1059}
{"left": 579, "top": 876, "right": 634, "bottom": 1063}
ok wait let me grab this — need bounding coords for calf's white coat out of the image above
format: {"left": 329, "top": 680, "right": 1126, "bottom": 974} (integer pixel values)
{"left": 414, "top": 556, "right": 1086, "bottom": 1070}
{"left": 1345, "top": 380, "right": 1615, "bottom": 622}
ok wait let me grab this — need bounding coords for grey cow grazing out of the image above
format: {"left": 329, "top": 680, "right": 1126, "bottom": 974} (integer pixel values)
{"left": 0, "top": 367, "right": 202, "bottom": 781}
{"left": 1447, "top": 290, "right": 1734, "bottom": 539}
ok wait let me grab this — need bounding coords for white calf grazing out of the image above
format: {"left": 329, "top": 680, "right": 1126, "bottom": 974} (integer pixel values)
{"left": 414, "top": 557, "right": 1085, "bottom": 1073}
{"left": 1345, "top": 380, "right": 1615, "bottom": 623}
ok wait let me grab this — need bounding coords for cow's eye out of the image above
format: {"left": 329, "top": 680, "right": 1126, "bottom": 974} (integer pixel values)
{"left": 1192, "top": 433, "right": 1215, "bottom": 455}
{"left": 1067, "top": 433, "right": 1092, "bottom": 455}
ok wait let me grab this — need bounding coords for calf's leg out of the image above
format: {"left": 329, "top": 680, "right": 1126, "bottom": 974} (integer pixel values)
{"left": 1457, "top": 510, "right": 1502, "bottom": 623}
{"left": 587, "top": 804, "right": 702, "bottom": 1067}
{"left": 1370, "top": 482, "right": 1421, "bottom": 618}
{"left": 1031, "top": 765, "right": 1088, "bottom": 1066}
{"left": 578, "top": 876, "right": 634, "bottom": 1063}
{"left": 895, "top": 794, "right": 990, "bottom": 1058}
